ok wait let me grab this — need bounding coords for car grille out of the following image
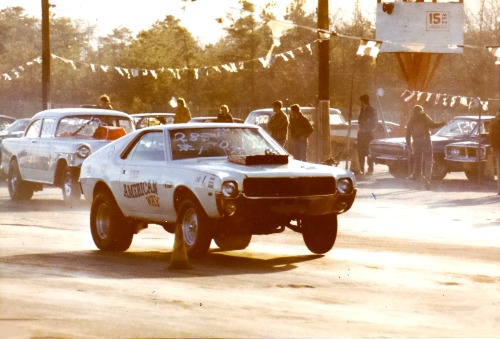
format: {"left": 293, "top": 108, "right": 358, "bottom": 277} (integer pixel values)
{"left": 370, "top": 144, "right": 406, "bottom": 157}
{"left": 243, "top": 177, "right": 336, "bottom": 197}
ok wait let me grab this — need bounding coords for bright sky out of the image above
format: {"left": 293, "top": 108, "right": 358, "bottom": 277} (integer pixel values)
{"left": 1, "top": 0, "right": 376, "bottom": 44}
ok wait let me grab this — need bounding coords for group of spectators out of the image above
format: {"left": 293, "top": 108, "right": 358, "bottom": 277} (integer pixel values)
{"left": 97, "top": 93, "right": 500, "bottom": 193}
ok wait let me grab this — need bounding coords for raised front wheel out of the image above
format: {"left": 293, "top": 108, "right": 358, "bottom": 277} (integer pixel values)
{"left": 302, "top": 214, "right": 338, "bottom": 254}
{"left": 177, "top": 199, "right": 213, "bottom": 257}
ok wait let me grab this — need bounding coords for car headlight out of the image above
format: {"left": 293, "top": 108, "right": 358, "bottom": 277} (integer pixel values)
{"left": 450, "top": 148, "right": 460, "bottom": 157}
{"left": 221, "top": 181, "right": 238, "bottom": 198}
{"left": 76, "top": 145, "right": 91, "bottom": 159}
{"left": 337, "top": 178, "right": 354, "bottom": 194}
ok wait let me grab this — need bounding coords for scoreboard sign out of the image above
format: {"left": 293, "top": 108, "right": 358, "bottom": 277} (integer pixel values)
{"left": 376, "top": 2, "right": 464, "bottom": 53}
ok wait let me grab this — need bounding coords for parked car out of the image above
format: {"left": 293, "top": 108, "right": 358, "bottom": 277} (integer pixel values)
{"left": 444, "top": 136, "right": 496, "bottom": 182}
{"left": 131, "top": 113, "right": 175, "bottom": 129}
{"left": 79, "top": 123, "right": 357, "bottom": 257}
{"left": 0, "top": 115, "right": 16, "bottom": 131}
{"left": 369, "top": 115, "right": 495, "bottom": 179}
{"left": 1, "top": 108, "right": 135, "bottom": 201}
{"left": 189, "top": 116, "right": 245, "bottom": 123}
{"left": 245, "top": 107, "right": 352, "bottom": 160}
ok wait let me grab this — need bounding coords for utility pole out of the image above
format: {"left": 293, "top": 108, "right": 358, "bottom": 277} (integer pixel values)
{"left": 41, "top": 0, "right": 51, "bottom": 110}
{"left": 316, "top": 0, "right": 331, "bottom": 163}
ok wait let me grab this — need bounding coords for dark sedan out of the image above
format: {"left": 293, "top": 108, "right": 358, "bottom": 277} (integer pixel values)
{"left": 369, "top": 115, "right": 495, "bottom": 179}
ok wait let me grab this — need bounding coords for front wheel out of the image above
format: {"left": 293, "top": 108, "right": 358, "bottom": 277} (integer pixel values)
{"left": 177, "top": 198, "right": 213, "bottom": 257}
{"left": 431, "top": 159, "right": 447, "bottom": 180}
{"left": 302, "top": 214, "right": 338, "bottom": 254}
{"left": 388, "top": 162, "right": 409, "bottom": 179}
{"left": 8, "top": 160, "right": 34, "bottom": 200}
{"left": 90, "top": 191, "right": 133, "bottom": 251}
{"left": 61, "top": 165, "right": 81, "bottom": 201}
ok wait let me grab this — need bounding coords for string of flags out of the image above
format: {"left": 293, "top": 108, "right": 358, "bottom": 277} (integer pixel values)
{"left": 1, "top": 39, "right": 316, "bottom": 82}
{"left": 2, "top": 19, "right": 499, "bottom": 82}
{"left": 400, "top": 89, "right": 493, "bottom": 111}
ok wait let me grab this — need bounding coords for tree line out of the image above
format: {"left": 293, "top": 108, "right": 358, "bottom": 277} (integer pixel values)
{"left": 0, "top": 0, "right": 498, "bottom": 122}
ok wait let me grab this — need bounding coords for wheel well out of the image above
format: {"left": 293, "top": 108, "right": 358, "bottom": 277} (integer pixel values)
{"left": 93, "top": 181, "right": 113, "bottom": 200}
{"left": 173, "top": 186, "right": 199, "bottom": 212}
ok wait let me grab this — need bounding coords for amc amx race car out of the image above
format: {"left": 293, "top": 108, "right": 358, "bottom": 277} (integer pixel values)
{"left": 79, "top": 123, "right": 357, "bottom": 257}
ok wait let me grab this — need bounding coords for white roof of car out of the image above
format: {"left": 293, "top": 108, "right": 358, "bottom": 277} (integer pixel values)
{"left": 32, "top": 108, "right": 131, "bottom": 119}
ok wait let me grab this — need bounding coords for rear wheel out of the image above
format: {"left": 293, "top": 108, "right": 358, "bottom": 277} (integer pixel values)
{"left": 90, "top": 191, "right": 133, "bottom": 251}
{"left": 8, "top": 160, "right": 34, "bottom": 200}
{"left": 61, "top": 165, "right": 81, "bottom": 201}
{"left": 302, "top": 214, "right": 338, "bottom": 254}
{"left": 177, "top": 198, "right": 213, "bottom": 257}
{"left": 214, "top": 233, "right": 252, "bottom": 251}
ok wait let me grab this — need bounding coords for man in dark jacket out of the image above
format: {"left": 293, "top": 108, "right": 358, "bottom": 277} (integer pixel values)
{"left": 489, "top": 109, "right": 500, "bottom": 195}
{"left": 406, "top": 105, "right": 446, "bottom": 190}
{"left": 268, "top": 100, "right": 289, "bottom": 147}
{"left": 289, "top": 104, "right": 314, "bottom": 161}
{"left": 357, "top": 94, "right": 378, "bottom": 175}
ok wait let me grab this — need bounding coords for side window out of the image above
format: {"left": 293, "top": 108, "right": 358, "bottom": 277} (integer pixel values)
{"left": 127, "top": 131, "right": 166, "bottom": 162}
{"left": 25, "top": 119, "right": 42, "bottom": 138}
{"left": 41, "top": 118, "right": 56, "bottom": 137}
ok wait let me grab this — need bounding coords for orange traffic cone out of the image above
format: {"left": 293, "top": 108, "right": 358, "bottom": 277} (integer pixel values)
{"left": 169, "top": 223, "right": 191, "bottom": 270}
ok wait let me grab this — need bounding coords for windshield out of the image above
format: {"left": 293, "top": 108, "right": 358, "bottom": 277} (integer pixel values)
{"left": 169, "top": 127, "right": 286, "bottom": 160}
{"left": 435, "top": 118, "right": 488, "bottom": 138}
{"left": 56, "top": 115, "right": 134, "bottom": 138}
{"left": 4, "top": 119, "right": 29, "bottom": 133}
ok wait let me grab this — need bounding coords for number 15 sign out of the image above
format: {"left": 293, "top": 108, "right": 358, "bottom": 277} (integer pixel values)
{"left": 427, "top": 12, "right": 449, "bottom": 31}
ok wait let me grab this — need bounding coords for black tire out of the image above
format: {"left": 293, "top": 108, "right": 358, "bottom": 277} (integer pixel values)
{"left": 177, "top": 198, "right": 213, "bottom": 257}
{"left": 464, "top": 163, "right": 494, "bottom": 182}
{"left": 90, "top": 191, "right": 133, "bottom": 251}
{"left": 388, "top": 162, "right": 408, "bottom": 179}
{"left": 431, "top": 159, "right": 447, "bottom": 180}
{"left": 214, "top": 233, "right": 252, "bottom": 251}
{"left": 61, "top": 165, "right": 81, "bottom": 202}
{"left": 302, "top": 214, "right": 338, "bottom": 254}
{"left": 7, "top": 160, "right": 34, "bottom": 200}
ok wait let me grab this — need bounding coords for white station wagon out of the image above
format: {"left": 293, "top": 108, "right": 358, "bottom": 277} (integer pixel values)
{"left": 1, "top": 108, "right": 134, "bottom": 201}
{"left": 79, "top": 123, "right": 357, "bottom": 256}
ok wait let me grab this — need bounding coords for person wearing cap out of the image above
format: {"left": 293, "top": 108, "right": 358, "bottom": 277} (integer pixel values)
{"left": 357, "top": 94, "right": 378, "bottom": 175}
{"left": 405, "top": 104, "right": 446, "bottom": 190}
{"left": 215, "top": 104, "right": 234, "bottom": 123}
{"left": 289, "top": 104, "right": 314, "bottom": 161}
{"left": 98, "top": 94, "right": 113, "bottom": 109}
{"left": 268, "top": 100, "right": 289, "bottom": 147}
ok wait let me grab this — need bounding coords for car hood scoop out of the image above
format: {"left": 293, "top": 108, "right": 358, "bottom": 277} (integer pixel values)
{"left": 228, "top": 154, "right": 289, "bottom": 165}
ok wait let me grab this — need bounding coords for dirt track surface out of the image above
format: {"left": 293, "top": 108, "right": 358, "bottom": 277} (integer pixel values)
{"left": 1, "top": 167, "right": 499, "bottom": 338}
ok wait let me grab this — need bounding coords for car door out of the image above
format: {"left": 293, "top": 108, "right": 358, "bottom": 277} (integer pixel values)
{"left": 118, "top": 131, "right": 172, "bottom": 220}
{"left": 29, "top": 118, "right": 56, "bottom": 183}
{"left": 16, "top": 119, "right": 42, "bottom": 180}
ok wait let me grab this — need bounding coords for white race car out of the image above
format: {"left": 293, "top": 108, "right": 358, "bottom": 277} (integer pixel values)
{"left": 79, "top": 123, "right": 357, "bottom": 256}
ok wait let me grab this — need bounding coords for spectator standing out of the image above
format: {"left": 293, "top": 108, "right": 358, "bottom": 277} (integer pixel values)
{"left": 357, "top": 94, "right": 378, "bottom": 175}
{"left": 268, "top": 100, "right": 289, "bottom": 147}
{"left": 173, "top": 98, "right": 192, "bottom": 124}
{"left": 289, "top": 104, "right": 314, "bottom": 161}
{"left": 99, "top": 94, "right": 113, "bottom": 109}
{"left": 489, "top": 109, "right": 500, "bottom": 195}
{"left": 405, "top": 104, "right": 446, "bottom": 190}
{"left": 215, "top": 105, "right": 234, "bottom": 123}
